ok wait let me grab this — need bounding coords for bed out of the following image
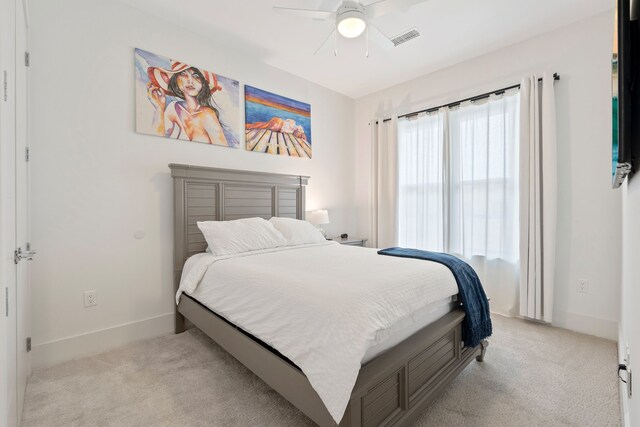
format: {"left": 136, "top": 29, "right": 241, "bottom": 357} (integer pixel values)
{"left": 170, "top": 163, "right": 488, "bottom": 427}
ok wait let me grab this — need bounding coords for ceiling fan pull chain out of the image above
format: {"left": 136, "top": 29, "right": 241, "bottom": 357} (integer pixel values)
{"left": 334, "top": 23, "right": 338, "bottom": 56}
{"left": 365, "top": 25, "right": 369, "bottom": 58}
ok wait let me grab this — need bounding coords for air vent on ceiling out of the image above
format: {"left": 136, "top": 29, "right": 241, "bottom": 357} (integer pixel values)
{"left": 391, "top": 28, "right": 421, "bottom": 47}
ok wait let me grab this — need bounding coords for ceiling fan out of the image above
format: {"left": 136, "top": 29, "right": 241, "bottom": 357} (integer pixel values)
{"left": 273, "top": 0, "right": 428, "bottom": 56}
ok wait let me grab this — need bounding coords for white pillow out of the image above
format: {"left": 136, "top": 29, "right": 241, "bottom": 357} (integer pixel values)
{"left": 197, "top": 217, "right": 287, "bottom": 256}
{"left": 269, "top": 217, "right": 326, "bottom": 246}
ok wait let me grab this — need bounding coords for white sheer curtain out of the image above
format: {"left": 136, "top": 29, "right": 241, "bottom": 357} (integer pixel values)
{"left": 449, "top": 91, "right": 521, "bottom": 316}
{"left": 370, "top": 117, "right": 399, "bottom": 248}
{"left": 397, "top": 91, "right": 521, "bottom": 316}
{"left": 397, "top": 109, "right": 448, "bottom": 251}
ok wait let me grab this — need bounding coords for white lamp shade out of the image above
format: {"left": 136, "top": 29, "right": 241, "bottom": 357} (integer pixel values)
{"left": 308, "top": 209, "right": 330, "bottom": 225}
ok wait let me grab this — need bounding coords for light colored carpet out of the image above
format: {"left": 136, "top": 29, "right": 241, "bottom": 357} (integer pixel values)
{"left": 22, "top": 315, "right": 620, "bottom": 427}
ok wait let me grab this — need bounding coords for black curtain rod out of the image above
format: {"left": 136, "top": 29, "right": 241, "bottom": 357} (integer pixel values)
{"left": 375, "top": 73, "right": 560, "bottom": 123}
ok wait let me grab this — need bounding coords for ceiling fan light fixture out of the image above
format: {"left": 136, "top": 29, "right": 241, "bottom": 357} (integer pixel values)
{"left": 337, "top": 11, "right": 366, "bottom": 38}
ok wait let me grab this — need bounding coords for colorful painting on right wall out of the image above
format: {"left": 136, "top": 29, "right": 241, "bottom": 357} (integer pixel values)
{"left": 244, "top": 86, "right": 312, "bottom": 158}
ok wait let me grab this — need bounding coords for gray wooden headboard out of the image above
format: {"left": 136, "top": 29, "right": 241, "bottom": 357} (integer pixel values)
{"left": 169, "top": 163, "right": 309, "bottom": 294}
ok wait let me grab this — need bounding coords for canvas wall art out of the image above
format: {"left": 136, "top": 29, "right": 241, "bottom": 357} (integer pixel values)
{"left": 245, "top": 86, "right": 312, "bottom": 158}
{"left": 612, "top": 5, "right": 619, "bottom": 181}
{"left": 135, "top": 48, "right": 240, "bottom": 148}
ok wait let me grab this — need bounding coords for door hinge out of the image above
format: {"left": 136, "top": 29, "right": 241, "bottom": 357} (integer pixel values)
{"left": 24, "top": 51, "right": 30, "bottom": 67}
{"left": 3, "top": 70, "right": 7, "bottom": 101}
{"left": 26, "top": 337, "right": 31, "bottom": 352}
{"left": 25, "top": 147, "right": 30, "bottom": 162}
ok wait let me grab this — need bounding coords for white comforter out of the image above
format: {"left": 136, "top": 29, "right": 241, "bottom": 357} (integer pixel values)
{"left": 177, "top": 241, "right": 457, "bottom": 423}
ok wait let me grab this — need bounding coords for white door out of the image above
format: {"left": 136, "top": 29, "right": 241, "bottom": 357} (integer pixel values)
{"left": 15, "top": 0, "right": 31, "bottom": 423}
{"left": 1, "top": 0, "right": 30, "bottom": 425}
{"left": 0, "top": 0, "right": 18, "bottom": 424}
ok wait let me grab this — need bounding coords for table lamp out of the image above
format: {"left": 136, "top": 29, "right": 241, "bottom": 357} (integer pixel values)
{"left": 308, "top": 209, "right": 329, "bottom": 238}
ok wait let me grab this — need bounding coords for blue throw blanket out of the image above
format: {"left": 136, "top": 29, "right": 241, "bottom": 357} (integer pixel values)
{"left": 378, "top": 247, "right": 492, "bottom": 348}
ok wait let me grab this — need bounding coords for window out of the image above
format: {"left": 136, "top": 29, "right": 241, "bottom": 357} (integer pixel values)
{"left": 397, "top": 91, "right": 520, "bottom": 263}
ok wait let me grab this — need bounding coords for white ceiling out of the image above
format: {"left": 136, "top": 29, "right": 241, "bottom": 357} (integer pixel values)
{"left": 120, "top": 0, "right": 613, "bottom": 98}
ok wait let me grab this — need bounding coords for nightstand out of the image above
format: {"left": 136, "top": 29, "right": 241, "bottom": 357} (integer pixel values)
{"left": 330, "top": 237, "right": 368, "bottom": 247}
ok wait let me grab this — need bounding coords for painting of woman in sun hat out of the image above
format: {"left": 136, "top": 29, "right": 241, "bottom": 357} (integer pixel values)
{"left": 134, "top": 48, "right": 240, "bottom": 148}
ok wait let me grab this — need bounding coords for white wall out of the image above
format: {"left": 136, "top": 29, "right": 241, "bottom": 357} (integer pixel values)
{"left": 28, "top": 0, "right": 356, "bottom": 367}
{"left": 354, "top": 12, "right": 621, "bottom": 339}
{"left": 620, "top": 176, "right": 640, "bottom": 425}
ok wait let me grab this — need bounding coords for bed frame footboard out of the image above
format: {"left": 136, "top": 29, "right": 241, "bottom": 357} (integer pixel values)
{"left": 342, "top": 310, "right": 484, "bottom": 427}
{"left": 178, "top": 296, "right": 484, "bottom": 427}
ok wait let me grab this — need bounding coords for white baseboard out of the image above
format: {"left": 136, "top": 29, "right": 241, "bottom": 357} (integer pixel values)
{"left": 30, "top": 309, "right": 617, "bottom": 369}
{"left": 552, "top": 310, "right": 618, "bottom": 341}
{"left": 32, "top": 313, "right": 174, "bottom": 369}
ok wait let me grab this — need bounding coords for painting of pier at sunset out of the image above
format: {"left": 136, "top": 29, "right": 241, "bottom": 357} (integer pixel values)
{"left": 244, "top": 85, "right": 312, "bottom": 158}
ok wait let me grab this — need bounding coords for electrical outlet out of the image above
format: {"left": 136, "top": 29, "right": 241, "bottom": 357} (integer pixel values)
{"left": 83, "top": 290, "right": 97, "bottom": 307}
{"left": 577, "top": 279, "right": 589, "bottom": 294}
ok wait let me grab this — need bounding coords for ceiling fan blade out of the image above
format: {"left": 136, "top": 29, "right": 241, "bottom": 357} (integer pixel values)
{"left": 368, "top": 22, "right": 394, "bottom": 51}
{"left": 273, "top": 7, "right": 336, "bottom": 20}
{"left": 314, "top": 29, "right": 337, "bottom": 56}
{"left": 318, "top": 0, "right": 340, "bottom": 10}
{"left": 365, "top": 0, "right": 429, "bottom": 19}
